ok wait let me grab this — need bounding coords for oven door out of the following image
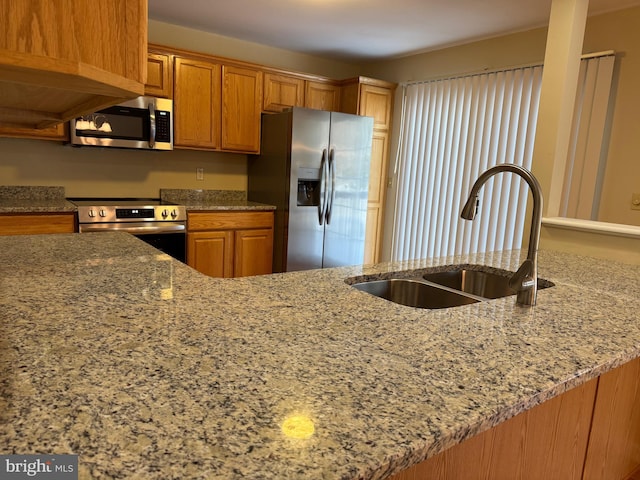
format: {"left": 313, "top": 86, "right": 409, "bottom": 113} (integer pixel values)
{"left": 78, "top": 222, "right": 186, "bottom": 262}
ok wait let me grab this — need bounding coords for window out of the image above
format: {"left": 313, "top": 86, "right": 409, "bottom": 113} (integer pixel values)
{"left": 391, "top": 64, "right": 543, "bottom": 261}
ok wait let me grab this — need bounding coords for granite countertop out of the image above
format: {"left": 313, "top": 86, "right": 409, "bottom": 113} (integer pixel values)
{"left": 160, "top": 188, "right": 275, "bottom": 211}
{"left": 0, "top": 187, "right": 275, "bottom": 214}
{"left": 0, "top": 186, "right": 76, "bottom": 213}
{"left": 2, "top": 232, "right": 640, "bottom": 479}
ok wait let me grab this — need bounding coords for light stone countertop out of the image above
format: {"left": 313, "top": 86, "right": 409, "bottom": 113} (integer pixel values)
{"left": 0, "top": 186, "right": 76, "bottom": 213}
{"left": 0, "top": 187, "right": 275, "bottom": 214}
{"left": 160, "top": 188, "right": 275, "bottom": 211}
{"left": 1, "top": 232, "right": 640, "bottom": 479}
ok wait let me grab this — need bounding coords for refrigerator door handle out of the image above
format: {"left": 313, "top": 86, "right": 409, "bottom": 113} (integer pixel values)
{"left": 318, "top": 148, "right": 329, "bottom": 225}
{"left": 326, "top": 148, "right": 336, "bottom": 224}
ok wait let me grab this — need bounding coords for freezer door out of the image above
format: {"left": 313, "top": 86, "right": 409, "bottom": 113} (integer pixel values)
{"left": 286, "top": 108, "right": 332, "bottom": 271}
{"left": 322, "top": 112, "right": 374, "bottom": 268}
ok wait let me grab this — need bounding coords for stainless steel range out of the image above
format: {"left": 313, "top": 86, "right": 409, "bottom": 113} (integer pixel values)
{"left": 69, "top": 198, "right": 187, "bottom": 262}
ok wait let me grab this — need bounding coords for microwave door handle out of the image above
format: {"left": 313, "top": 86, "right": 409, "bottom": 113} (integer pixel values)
{"left": 148, "top": 101, "right": 156, "bottom": 148}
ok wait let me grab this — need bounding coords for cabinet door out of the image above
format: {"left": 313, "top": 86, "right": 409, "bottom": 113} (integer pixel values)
{"left": 364, "top": 131, "right": 390, "bottom": 263}
{"left": 359, "top": 84, "right": 393, "bottom": 130}
{"left": 145, "top": 52, "right": 173, "bottom": 98}
{"left": 187, "top": 230, "right": 234, "bottom": 278}
{"left": 174, "top": 57, "right": 221, "bottom": 149}
{"left": 234, "top": 228, "right": 274, "bottom": 277}
{"left": 305, "top": 81, "right": 341, "bottom": 111}
{"left": 222, "top": 65, "right": 263, "bottom": 152}
{"left": 263, "top": 73, "right": 304, "bottom": 112}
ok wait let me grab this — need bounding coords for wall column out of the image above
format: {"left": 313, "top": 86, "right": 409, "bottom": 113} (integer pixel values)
{"left": 532, "top": 0, "right": 589, "bottom": 216}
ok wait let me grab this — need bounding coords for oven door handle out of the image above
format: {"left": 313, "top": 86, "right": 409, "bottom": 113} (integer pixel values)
{"left": 78, "top": 223, "right": 185, "bottom": 234}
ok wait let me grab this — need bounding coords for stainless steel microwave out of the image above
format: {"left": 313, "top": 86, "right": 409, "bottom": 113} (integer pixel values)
{"left": 70, "top": 96, "right": 173, "bottom": 150}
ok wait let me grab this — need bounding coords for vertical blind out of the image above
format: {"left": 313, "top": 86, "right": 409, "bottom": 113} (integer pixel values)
{"left": 392, "top": 65, "right": 544, "bottom": 261}
{"left": 560, "top": 53, "right": 615, "bottom": 219}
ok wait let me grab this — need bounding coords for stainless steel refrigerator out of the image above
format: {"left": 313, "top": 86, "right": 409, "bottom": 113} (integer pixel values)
{"left": 248, "top": 107, "right": 374, "bottom": 272}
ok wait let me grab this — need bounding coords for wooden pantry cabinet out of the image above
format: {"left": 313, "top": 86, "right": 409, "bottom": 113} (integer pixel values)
{"left": 340, "top": 77, "right": 396, "bottom": 264}
{"left": 0, "top": 213, "right": 75, "bottom": 235}
{"left": 187, "top": 211, "right": 274, "bottom": 278}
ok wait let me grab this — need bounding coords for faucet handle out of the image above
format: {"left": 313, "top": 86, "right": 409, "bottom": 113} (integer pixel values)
{"left": 509, "top": 259, "right": 535, "bottom": 291}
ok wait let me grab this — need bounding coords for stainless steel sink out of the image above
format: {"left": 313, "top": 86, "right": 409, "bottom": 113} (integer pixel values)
{"left": 422, "top": 269, "right": 514, "bottom": 299}
{"left": 423, "top": 267, "right": 553, "bottom": 299}
{"left": 350, "top": 265, "right": 554, "bottom": 309}
{"left": 352, "top": 278, "right": 480, "bottom": 309}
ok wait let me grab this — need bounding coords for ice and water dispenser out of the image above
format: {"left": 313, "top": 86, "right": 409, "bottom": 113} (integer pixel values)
{"left": 296, "top": 167, "right": 321, "bottom": 206}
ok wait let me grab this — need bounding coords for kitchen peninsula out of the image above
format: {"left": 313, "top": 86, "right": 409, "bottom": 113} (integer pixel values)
{"left": 2, "top": 232, "right": 640, "bottom": 479}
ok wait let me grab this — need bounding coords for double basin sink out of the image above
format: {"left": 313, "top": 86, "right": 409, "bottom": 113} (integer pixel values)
{"left": 350, "top": 265, "right": 553, "bottom": 309}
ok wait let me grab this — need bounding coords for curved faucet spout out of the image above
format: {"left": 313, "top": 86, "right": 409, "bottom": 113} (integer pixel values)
{"left": 461, "top": 163, "right": 543, "bottom": 306}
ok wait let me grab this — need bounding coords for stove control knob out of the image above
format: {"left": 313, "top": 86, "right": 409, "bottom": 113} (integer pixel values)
{"left": 88, "top": 210, "right": 95, "bottom": 218}
{"left": 161, "top": 209, "right": 169, "bottom": 219}
{"left": 170, "top": 209, "right": 178, "bottom": 219}
{"left": 99, "top": 210, "right": 106, "bottom": 217}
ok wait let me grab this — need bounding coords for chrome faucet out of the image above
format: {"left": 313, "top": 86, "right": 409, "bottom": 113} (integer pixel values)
{"left": 460, "top": 163, "right": 543, "bottom": 307}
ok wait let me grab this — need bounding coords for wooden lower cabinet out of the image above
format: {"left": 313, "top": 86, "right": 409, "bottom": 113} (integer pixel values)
{"left": 390, "top": 357, "right": 640, "bottom": 480}
{"left": 583, "top": 358, "right": 640, "bottom": 479}
{"left": 187, "top": 211, "right": 274, "bottom": 278}
{"left": 0, "top": 213, "right": 75, "bottom": 235}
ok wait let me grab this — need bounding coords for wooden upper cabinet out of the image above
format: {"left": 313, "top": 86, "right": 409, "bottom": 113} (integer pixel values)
{"left": 262, "top": 72, "right": 340, "bottom": 113}
{"left": 222, "top": 65, "right": 263, "bottom": 152}
{"left": 145, "top": 52, "right": 173, "bottom": 98}
{"left": 263, "top": 73, "right": 305, "bottom": 112}
{"left": 0, "top": 122, "right": 67, "bottom": 141}
{"left": 0, "top": 0, "right": 146, "bottom": 129}
{"left": 173, "top": 57, "right": 221, "bottom": 149}
{"left": 305, "top": 81, "right": 341, "bottom": 112}
{"left": 359, "top": 84, "right": 394, "bottom": 131}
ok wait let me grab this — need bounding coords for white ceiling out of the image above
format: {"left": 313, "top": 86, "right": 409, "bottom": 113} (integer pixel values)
{"left": 148, "top": 0, "right": 640, "bottom": 61}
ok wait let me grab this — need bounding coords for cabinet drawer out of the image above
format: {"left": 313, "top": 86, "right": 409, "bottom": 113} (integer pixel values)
{"left": 187, "top": 211, "right": 274, "bottom": 231}
{"left": 0, "top": 213, "right": 75, "bottom": 235}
